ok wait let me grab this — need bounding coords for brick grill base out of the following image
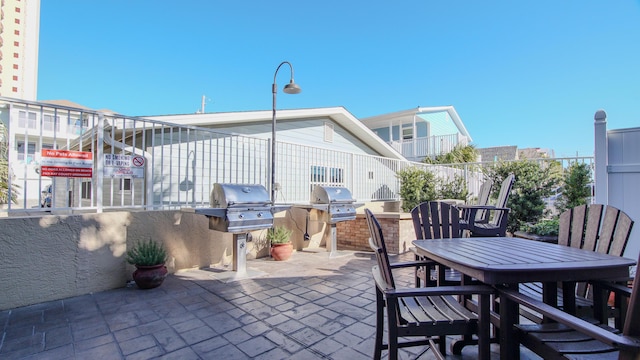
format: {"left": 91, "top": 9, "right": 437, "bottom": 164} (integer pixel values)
{"left": 336, "top": 212, "right": 414, "bottom": 255}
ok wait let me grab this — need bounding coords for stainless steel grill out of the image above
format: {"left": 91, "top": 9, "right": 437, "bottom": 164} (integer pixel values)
{"left": 310, "top": 185, "right": 357, "bottom": 224}
{"left": 194, "top": 183, "right": 280, "bottom": 282}
{"left": 294, "top": 185, "right": 360, "bottom": 258}
{"left": 196, "top": 183, "right": 274, "bottom": 233}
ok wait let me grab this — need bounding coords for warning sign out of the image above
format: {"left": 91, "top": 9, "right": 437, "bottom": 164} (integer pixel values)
{"left": 40, "top": 149, "right": 93, "bottom": 178}
{"left": 104, "top": 154, "right": 144, "bottom": 178}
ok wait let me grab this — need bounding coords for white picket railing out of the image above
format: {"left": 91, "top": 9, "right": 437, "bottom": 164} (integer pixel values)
{"left": 0, "top": 97, "right": 593, "bottom": 216}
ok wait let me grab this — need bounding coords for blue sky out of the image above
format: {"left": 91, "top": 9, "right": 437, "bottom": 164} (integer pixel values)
{"left": 38, "top": 1, "right": 640, "bottom": 158}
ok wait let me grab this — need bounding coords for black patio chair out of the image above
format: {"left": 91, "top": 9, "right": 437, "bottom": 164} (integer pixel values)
{"left": 365, "top": 208, "right": 493, "bottom": 359}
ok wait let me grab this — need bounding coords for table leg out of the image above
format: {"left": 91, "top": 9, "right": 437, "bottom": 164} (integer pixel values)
{"left": 499, "top": 285, "right": 520, "bottom": 360}
{"left": 477, "top": 292, "right": 491, "bottom": 360}
{"left": 562, "top": 281, "right": 576, "bottom": 315}
{"left": 542, "top": 282, "right": 557, "bottom": 323}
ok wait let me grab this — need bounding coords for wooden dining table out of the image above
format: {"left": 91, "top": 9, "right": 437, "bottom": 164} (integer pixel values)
{"left": 412, "top": 236, "right": 636, "bottom": 360}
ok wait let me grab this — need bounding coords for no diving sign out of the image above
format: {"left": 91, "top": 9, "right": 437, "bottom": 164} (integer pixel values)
{"left": 104, "top": 154, "right": 145, "bottom": 178}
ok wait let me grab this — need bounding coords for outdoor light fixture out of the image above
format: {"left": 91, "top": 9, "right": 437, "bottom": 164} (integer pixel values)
{"left": 271, "top": 61, "right": 301, "bottom": 203}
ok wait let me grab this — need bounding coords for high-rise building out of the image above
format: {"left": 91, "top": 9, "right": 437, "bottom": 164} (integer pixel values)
{"left": 0, "top": 0, "right": 40, "bottom": 100}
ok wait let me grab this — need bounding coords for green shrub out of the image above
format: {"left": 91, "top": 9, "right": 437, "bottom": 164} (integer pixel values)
{"left": 556, "top": 162, "right": 592, "bottom": 212}
{"left": 519, "top": 218, "right": 559, "bottom": 236}
{"left": 484, "top": 160, "right": 562, "bottom": 233}
{"left": 437, "top": 174, "right": 469, "bottom": 201}
{"left": 397, "top": 167, "right": 437, "bottom": 212}
{"left": 126, "top": 239, "right": 167, "bottom": 266}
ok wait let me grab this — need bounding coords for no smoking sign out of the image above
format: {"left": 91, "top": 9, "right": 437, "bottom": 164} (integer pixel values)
{"left": 132, "top": 156, "right": 145, "bottom": 167}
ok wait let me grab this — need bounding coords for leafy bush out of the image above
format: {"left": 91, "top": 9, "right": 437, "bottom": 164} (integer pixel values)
{"left": 397, "top": 167, "right": 469, "bottom": 212}
{"left": 484, "top": 160, "right": 562, "bottom": 233}
{"left": 126, "top": 239, "right": 167, "bottom": 266}
{"left": 519, "top": 218, "right": 559, "bottom": 236}
{"left": 397, "top": 167, "right": 437, "bottom": 212}
{"left": 267, "top": 225, "right": 293, "bottom": 244}
{"left": 424, "top": 144, "right": 479, "bottom": 164}
{"left": 437, "top": 174, "right": 469, "bottom": 201}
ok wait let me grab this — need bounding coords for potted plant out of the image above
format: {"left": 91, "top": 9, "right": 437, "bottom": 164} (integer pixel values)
{"left": 268, "top": 225, "right": 293, "bottom": 261}
{"left": 126, "top": 239, "right": 168, "bottom": 289}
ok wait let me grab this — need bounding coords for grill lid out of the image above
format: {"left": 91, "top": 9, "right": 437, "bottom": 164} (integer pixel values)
{"left": 210, "top": 183, "right": 271, "bottom": 208}
{"left": 311, "top": 185, "right": 355, "bottom": 204}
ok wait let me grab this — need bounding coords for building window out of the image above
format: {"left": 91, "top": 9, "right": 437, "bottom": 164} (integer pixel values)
{"left": 18, "top": 110, "right": 37, "bottom": 129}
{"left": 16, "top": 141, "right": 35, "bottom": 162}
{"left": 120, "top": 178, "right": 131, "bottom": 191}
{"left": 310, "top": 165, "right": 344, "bottom": 186}
{"left": 68, "top": 116, "right": 88, "bottom": 135}
{"left": 14, "top": 18, "right": 19, "bottom": 24}
{"left": 81, "top": 181, "right": 92, "bottom": 199}
{"left": 14, "top": 30, "right": 19, "bottom": 35}
{"left": 13, "top": 64, "right": 18, "bottom": 69}
{"left": 13, "top": 53, "right": 18, "bottom": 58}
{"left": 15, "top": 7, "right": 21, "bottom": 13}
{"left": 12, "top": 87, "right": 17, "bottom": 92}
{"left": 324, "top": 122, "right": 334, "bottom": 143}
{"left": 12, "top": 75, "right": 17, "bottom": 81}
{"left": 402, "top": 123, "right": 413, "bottom": 140}
{"left": 43, "top": 114, "right": 60, "bottom": 132}
{"left": 13, "top": 41, "right": 19, "bottom": 46}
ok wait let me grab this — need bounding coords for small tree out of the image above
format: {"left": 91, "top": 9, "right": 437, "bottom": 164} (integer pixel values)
{"left": 556, "top": 162, "right": 592, "bottom": 212}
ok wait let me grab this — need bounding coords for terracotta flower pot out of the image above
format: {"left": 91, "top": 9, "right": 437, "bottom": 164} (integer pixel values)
{"left": 271, "top": 242, "right": 293, "bottom": 261}
{"left": 132, "top": 263, "right": 167, "bottom": 289}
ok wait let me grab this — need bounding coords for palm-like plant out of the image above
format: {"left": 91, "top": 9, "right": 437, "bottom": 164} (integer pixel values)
{"left": 0, "top": 122, "right": 18, "bottom": 205}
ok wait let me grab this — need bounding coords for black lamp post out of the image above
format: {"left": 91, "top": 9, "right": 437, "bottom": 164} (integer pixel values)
{"left": 271, "top": 61, "right": 301, "bottom": 203}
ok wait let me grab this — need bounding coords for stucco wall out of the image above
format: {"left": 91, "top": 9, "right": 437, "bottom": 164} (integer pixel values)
{"left": 0, "top": 203, "right": 393, "bottom": 311}
{"left": 0, "top": 211, "right": 250, "bottom": 310}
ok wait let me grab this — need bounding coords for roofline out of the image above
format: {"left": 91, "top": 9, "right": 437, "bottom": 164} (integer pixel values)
{"left": 148, "top": 107, "right": 407, "bottom": 161}
{"left": 361, "top": 106, "right": 473, "bottom": 142}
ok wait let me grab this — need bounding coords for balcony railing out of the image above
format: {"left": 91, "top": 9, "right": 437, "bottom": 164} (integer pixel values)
{"left": 389, "top": 133, "right": 469, "bottom": 161}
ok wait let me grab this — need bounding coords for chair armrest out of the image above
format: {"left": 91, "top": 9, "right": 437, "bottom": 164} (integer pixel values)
{"left": 591, "top": 279, "right": 632, "bottom": 296}
{"left": 499, "top": 287, "right": 640, "bottom": 352}
{"left": 386, "top": 284, "right": 494, "bottom": 298}
{"left": 390, "top": 260, "right": 435, "bottom": 270}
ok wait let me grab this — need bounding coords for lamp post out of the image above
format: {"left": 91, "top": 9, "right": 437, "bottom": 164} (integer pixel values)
{"left": 271, "top": 61, "right": 301, "bottom": 203}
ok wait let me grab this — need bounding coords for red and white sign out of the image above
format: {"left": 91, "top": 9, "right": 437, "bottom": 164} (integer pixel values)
{"left": 40, "top": 149, "right": 93, "bottom": 178}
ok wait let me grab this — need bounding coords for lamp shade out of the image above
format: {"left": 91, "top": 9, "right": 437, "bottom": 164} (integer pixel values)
{"left": 283, "top": 81, "right": 302, "bottom": 94}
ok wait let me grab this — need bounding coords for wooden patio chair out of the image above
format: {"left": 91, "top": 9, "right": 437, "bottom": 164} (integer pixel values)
{"left": 365, "top": 208, "right": 493, "bottom": 360}
{"left": 459, "top": 174, "right": 514, "bottom": 237}
{"left": 518, "top": 204, "right": 634, "bottom": 326}
{"left": 464, "top": 178, "right": 494, "bottom": 225}
{"left": 410, "top": 201, "right": 465, "bottom": 286}
{"left": 500, "top": 249, "right": 640, "bottom": 360}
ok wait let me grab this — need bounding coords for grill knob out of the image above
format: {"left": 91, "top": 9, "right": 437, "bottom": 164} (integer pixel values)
{"left": 257, "top": 212, "right": 263, "bottom": 217}
{"left": 238, "top": 214, "right": 244, "bottom": 219}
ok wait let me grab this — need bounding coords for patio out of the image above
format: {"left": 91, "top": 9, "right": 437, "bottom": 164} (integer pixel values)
{"left": 0, "top": 250, "right": 540, "bottom": 359}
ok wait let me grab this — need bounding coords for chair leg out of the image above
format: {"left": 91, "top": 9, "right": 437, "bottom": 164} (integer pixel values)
{"left": 374, "top": 289, "right": 384, "bottom": 360}
{"left": 438, "top": 335, "right": 446, "bottom": 355}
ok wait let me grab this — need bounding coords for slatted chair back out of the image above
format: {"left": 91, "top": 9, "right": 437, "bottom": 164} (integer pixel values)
{"left": 365, "top": 208, "right": 396, "bottom": 291}
{"left": 411, "top": 201, "right": 463, "bottom": 286}
{"left": 364, "top": 208, "right": 493, "bottom": 359}
{"left": 411, "top": 201, "right": 462, "bottom": 240}
{"left": 474, "top": 179, "right": 494, "bottom": 223}
{"left": 488, "top": 173, "right": 515, "bottom": 227}
{"left": 512, "top": 250, "right": 640, "bottom": 360}
{"left": 558, "top": 204, "right": 634, "bottom": 298}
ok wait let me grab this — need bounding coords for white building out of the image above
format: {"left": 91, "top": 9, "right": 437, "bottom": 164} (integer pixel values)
{"left": 0, "top": 0, "right": 40, "bottom": 100}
